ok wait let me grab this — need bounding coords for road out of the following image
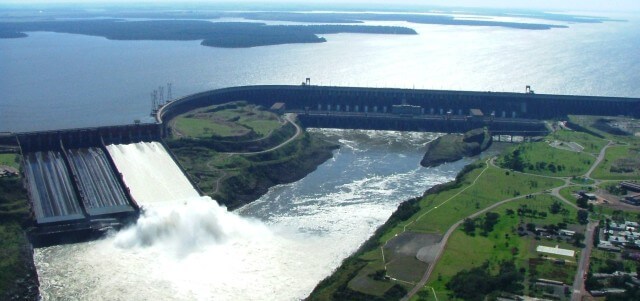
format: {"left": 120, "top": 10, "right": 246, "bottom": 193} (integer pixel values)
{"left": 206, "top": 113, "right": 303, "bottom": 193}
{"left": 585, "top": 140, "right": 613, "bottom": 179}
{"left": 225, "top": 113, "right": 303, "bottom": 155}
{"left": 572, "top": 221, "right": 599, "bottom": 301}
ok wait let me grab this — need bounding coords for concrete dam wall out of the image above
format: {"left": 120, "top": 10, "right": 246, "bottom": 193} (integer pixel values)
{"left": 15, "top": 124, "right": 163, "bottom": 246}
{"left": 158, "top": 85, "right": 640, "bottom": 132}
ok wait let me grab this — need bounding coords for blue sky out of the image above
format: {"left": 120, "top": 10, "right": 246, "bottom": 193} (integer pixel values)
{"left": 1, "top": 0, "right": 639, "bottom": 12}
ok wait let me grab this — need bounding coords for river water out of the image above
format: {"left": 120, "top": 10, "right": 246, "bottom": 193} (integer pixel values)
{"left": 35, "top": 130, "right": 469, "bottom": 301}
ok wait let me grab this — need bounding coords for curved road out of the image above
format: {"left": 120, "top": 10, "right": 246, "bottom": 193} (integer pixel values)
{"left": 206, "top": 113, "right": 303, "bottom": 193}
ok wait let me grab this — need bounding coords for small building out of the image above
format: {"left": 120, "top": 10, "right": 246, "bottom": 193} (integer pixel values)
{"left": 559, "top": 229, "right": 575, "bottom": 237}
{"left": 598, "top": 241, "right": 621, "bottom": 252}
{"left": 626, "top": 221, "right": 640, "bottom": 228}
{"left": 610, "top": 222, "right": 625, "bottom": 231}
{"left": 270, "top": 102, "right": 286, "bottom": 114}
{"left": 609, "top": 236, "right": 628, "bottom": 246}
{"left": 578, "top": 191, "right": 597, "bottom": 200}
{"left": 621, "top": 181, "right": 640, "bottom": 192}
{"left": 536, "top": 245, "right": 575, "bottom": 257}
{"left": 623, "top": 194, "right": 640, "bottom": 206}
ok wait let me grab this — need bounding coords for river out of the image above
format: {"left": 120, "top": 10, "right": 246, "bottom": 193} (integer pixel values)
{"left": 35, "top": 130, "right": 470, "bottom": 301}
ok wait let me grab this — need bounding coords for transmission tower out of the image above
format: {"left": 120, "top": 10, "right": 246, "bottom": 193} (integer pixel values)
{"left": 150, "top": 90, "right": 158, "bottom": 114}
{"left": 167, "top": 83, "right": 173, "bottom": 101}
{"left": 158, "top": 86, "right": 165, "bottom": 106}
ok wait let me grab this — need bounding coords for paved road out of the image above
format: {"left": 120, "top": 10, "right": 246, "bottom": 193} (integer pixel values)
{"left": 572, "top": 221, "right": 599, "bottom": 301}
{"left": 225, "top": 113, "right": 303, "bottom": 155}
{"left": 206, "top": 113, "right": 303, "bottom": 193}
{"left": 585, "top": 140, "right": 613, "bottom": 179}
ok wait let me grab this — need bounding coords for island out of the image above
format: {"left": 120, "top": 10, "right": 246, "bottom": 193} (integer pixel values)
{"left": 420, "top": 128, "right": 492, "bottom": 167}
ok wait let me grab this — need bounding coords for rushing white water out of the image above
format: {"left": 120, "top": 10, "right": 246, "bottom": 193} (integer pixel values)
{"left": 106, "top": 142, "right": 200, "bottom": 206}
{"left": 34, "top": 131, "right": 468, "bottom": 300}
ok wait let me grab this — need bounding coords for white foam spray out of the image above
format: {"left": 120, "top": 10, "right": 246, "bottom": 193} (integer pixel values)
{"left": 35, "top": 132, "right": 466, "bottom": 300}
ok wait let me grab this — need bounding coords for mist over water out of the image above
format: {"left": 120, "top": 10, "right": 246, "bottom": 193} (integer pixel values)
{"left": 35, "top": 130, "right": 469, "bottom": 300}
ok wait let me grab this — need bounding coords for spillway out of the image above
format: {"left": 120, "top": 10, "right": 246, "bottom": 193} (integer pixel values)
{"left": 66, "top": 147, "right": 134, "bottom": 216}
{"left": 105, "top": 141, "right": 200, "bottom": 206}
{"left": 23, "top": 151, "right": 84, "bottom": 224}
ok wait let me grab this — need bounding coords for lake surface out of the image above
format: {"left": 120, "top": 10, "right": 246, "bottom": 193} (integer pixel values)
{"left": 1, "top": 13, "right": 639, "bottom": 132}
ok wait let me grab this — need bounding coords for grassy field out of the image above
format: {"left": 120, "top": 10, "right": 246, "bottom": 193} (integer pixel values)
{"left": 422, "top": 195, "right": 581, "bottom": 300}
{"left": 396, "top": 165, "right": 564, "bottom": 235}
{"left": 0, "top": 175, "right": 36, "bottom": 300}
{"left": 0, "top": 153, "right": 19, "bottom": 169}
{"left": 173, "top": 103, "right": 282, "bottom": 139}
{"left": 499, "top": 141, "right": 594, "bottom": 177}
{"left": 549, "top": 129, "right": 608, "bottom": 155}
{"left": 592, "top": 145, "right": 640, "bottom": 180}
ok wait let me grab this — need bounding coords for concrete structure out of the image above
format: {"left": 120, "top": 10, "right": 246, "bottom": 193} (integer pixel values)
{"left": 156, "top": 85, "right": 640, "bottom": 135}
{"left": 536, "top": 245, "right": 575, "bottom": 257}
{"left": 559, "top": 229, "right": 575, "bottom": 237}
{"left": 13, "top": 124, "right": 162, "bottom": 246}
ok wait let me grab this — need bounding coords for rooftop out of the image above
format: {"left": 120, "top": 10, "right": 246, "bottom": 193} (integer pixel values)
{"left": 536, "top": 245, "right": 575, "bottom": 257}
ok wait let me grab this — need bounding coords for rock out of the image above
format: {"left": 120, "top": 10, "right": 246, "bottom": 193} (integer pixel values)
{"left": 420, "top": 128, "right": 492, "bottom": 167}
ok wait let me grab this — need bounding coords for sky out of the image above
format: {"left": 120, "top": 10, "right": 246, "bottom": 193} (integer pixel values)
{"left": 0, "top": 0, "right": 639, "bottom": 13}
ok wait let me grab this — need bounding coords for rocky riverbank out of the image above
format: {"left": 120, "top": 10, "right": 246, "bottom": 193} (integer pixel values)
{"left": 420, "top": 128, "right": 492, "bottom": 167}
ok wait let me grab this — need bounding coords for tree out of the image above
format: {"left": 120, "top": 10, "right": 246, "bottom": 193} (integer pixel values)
{"left": 573, "top": 233, "right": 586, "bottom": 247}
{"left": 463, "top": 218, "right": 476, "bottom": 236}
{"left": 482, "top": 212, "right": 500, "bottom": 236}
{"left": 577, "top": 210, "right": 589, "bottom": 225}
{"left": 576, "top": 196, "right": 589, "bottom": 209}
{"left": 550, "top": 201, "right": 563, "bottom": 214}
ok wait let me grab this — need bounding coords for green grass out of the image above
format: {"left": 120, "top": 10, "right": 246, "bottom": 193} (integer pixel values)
{"left": 592, "top": 145, "right": 640, "bottom": 180}
{"left": 0, "top": 153, "right": 19, "bottom": 169}
{"left": 424, "top": 195, "right": 581, "bottom": 300}
{"left": 502, "top": 142, "right": 594, "bottom": 177}
{"left": 395, "top": 165, "right": 564, "bottom": 235}
{"left": 0, "top": 176, "right": 32, "bottom": 299}
{"left": 549, "top": 129, "right": 607, "bottom": 155}
{"left": 174, "top": 116, "right": 239, "bottom": 138}
{"left": 173, "top": 103, "right": 282, "bottom": 139}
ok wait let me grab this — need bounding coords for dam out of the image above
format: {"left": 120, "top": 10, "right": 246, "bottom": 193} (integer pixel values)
{"left": 16, "top": 123, "right": 168, "bottom": 246}
{"left": 10, "top": 85, "right": 640, "bottom": 245}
